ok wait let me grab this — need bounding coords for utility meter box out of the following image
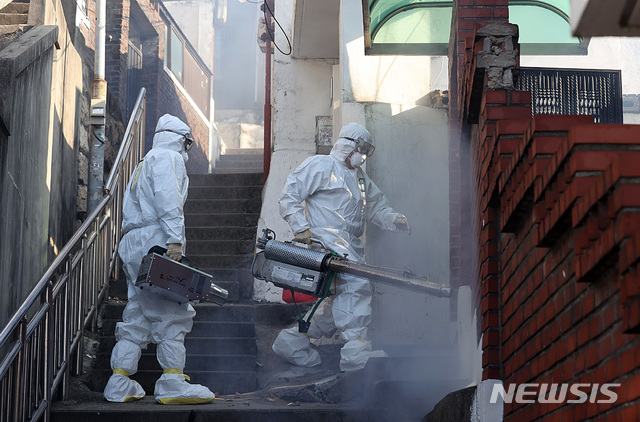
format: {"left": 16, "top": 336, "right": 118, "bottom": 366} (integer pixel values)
{"left": 90, "top": 98, "right": 106, "bottom": 126}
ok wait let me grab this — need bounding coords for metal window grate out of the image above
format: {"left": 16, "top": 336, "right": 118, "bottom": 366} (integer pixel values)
{"left": 515, "top": 67, "right": 623, "bottom": 123}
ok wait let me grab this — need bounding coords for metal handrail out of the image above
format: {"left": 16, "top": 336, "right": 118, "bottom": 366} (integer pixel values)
{"left": 0, "top": 88, "right": 146, "bottom": 422}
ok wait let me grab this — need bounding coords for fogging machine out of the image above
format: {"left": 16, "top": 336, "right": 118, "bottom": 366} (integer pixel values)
{"left": 252, "top": 229, "right": 451, "bottom": 332}
{"left": 136, "top": 246, "right": 228, "bottom": 305}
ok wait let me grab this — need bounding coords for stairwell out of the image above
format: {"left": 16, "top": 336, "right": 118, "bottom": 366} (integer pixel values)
{"left": 86, "top": 150, "right": 266, "bottom": 396}
{"left": 0, "top": 0, "right": 30, "bottom": 44}
{"left": 51, "top": 150, "right": 465, "bottom": 421}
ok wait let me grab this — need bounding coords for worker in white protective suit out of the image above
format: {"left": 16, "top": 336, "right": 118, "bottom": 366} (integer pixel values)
{"left": 103, "top": 114, "right": 215, "bottom": 404}
{"left": 272, "top": 122, "right": 411, "bottom": 372}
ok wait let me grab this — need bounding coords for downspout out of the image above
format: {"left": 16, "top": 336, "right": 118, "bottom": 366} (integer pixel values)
{"left": 88, "top": 0, "right": 107, "bottom": 212}
{"left": 263, "top": 0, "right": 273, "bottom": 183}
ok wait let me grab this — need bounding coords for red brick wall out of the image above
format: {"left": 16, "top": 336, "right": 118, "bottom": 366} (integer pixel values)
{"left": 475, "top": 91, "right": 640, "bottom": 420}
{"left": 449, "top": 0, "right": 510, "bottom": 321}
{"left": 452, "top": 3, "right": 640, "bottom": 419}
{"left": 458, "top": 38, "right": 640, "bottom": 422}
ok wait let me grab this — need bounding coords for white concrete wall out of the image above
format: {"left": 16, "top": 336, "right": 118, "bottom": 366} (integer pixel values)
{"left": 338, "top": 0, "right": 452, "bottom": 349}
{"left": 364, "top": 103, "right": 452, "bottom": 347}
{"left": 253, "top": 0, "right": 335, "bottom": 302}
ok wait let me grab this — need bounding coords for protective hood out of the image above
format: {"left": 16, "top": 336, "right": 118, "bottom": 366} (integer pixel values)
{"left": 153, "top": 114, "right": 191, "bottom": 153}
{"left": 330, "top": 123, "right": 373, "bottom": 163}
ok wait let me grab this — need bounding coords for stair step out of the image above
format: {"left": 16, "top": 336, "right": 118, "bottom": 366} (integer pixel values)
{"left": 186, "top": 239, "right": 255, "bottom": 254}
{"left": 99, "top": 320, "right": 256, "bottom": 338}
{"left": 184, "top": 213, "right": 260, "bottom": 228}
{"left": 100, "top": 301, "right": 254, "bottom": 321}
{"left": 211, "top": 167, "right": 263, "bottom": 174}
{"left": 188, "top": 254, "right": 253, "bottom": 269}
{"left": 217, "top": 154, "right": 263, "bottom": 162}
{"left": 224, "top": 148, "right": 263, "bottom": 155}
{"left": 91, "top": 369, "right": 258, "bottom": 395}
{"left": 0, "top": 23, "right": 30, "bottom": 37}
{"left": 96, "top": 337, "right": 257, "bottom": 355}
{"left": 1, "top": 3, "right": 29, "bottom": 13}
{"left": 192, "top": 303, "right": 257, "bottom": 321}
{"left": 0, "top": 12, "right": 27, "bottom": 24}
{"left": 184, "top": 198, "right": 262, "bottom": 214}
{"left": 185, "top": 226, "right": 258, "bottom": 241}
{"left": 215, "top": 161, "right": 263, "bottom": 169}
{"left": 94, "top": 353, "right": 257, "bottom": 372}
{"left": 187, "top": 185, "right": 263, "bottom": 200}
{"left": 188, "top": 172, "right": 263, "bottom": 187}
{"left": 100, "top": 302, "right": 305, "bottom": 325}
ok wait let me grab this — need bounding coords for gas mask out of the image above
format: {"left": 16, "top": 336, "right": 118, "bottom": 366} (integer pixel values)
{"left": 181, "top": 150, "right": 189, "bottom": 163}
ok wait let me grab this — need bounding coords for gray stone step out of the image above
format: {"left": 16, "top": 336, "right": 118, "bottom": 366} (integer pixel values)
{"left": 1, "top": 3, "right": 29, "bottom": 13}
{"left": 187, "top": 185, "right": 263, "bottom": 200}
{"left": 100, "top": 301, "right": 257, "bottom": 322}
{"left": 91, "top": 368, "right": 258, "bottom": 395}
{"left": 185, "top": 226, "right": 258, "bottom": 241}
{"left": 51, "top": 400, "right": 383, "bottom": 422}
{"left": 186, "top": 239, "right": 255, "bottom": 255}
{"left": 224, "top": 148, "right": 263, "bottom": 155}
{"left": 0, "top": 12, "right": 27, "bottom": 24}
{"left": 185, "top": 213, "right": 260, "bottom": 227}
{"left": 218, "top": 154, "right": 263, "bottom": 162}
{"left": 99, "top": 320, "right": 256, "bottom": 338}
{"left": 184, "top": 198, "right": 261, "bottom": 214}
{"left": 188, "top": 172, "right": 263, "bottom": 187}
{"left": 215, "top": 161, "right": 263, "bottom": 170}
{"left": 94, "top": 353, "right": 257, "bottom": 373}
{"left": 211, "top": 167, "right": 263, "bottom": 174}
{"left": 188, "top": 253, "right": 253, "bottom": 269}
{"left": 96, "top": 336, "right": 257, "bottom": 355}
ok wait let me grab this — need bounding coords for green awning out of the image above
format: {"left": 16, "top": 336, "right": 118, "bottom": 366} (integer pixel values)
{"left": 366, "top": 0, "right": 587, "bottom": 55}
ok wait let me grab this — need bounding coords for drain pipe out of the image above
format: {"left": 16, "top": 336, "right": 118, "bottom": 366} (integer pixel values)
{"left": 263, "top": 0, "right": 273, "bottom": 183}
{"left": 88, "top": 0, "right": 107, "bottom": 212}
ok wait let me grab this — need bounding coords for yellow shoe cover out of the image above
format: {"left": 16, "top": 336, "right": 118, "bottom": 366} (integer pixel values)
{"left": 154, "top": 373, "right": 215, "bottom": 405}
{"left": 104, "top": 372, "right": 145, "bottom": 402}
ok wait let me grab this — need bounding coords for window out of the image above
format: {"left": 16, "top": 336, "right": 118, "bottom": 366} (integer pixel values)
{"left": 365, "top": 0, "right": 587, "bottom": 56}
{"left": 167, "top": 28, "right": 184, "bottom": 81}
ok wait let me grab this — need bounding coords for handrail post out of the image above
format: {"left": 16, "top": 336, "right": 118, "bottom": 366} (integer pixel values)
{"left": 61, "top": 255, "right": 73, "bottom": 399}
{"left": 14, "top": 318, "right": 27, "bottom": 422}
{"left": 44, "top": 281, "right": 54, "bottom": 422}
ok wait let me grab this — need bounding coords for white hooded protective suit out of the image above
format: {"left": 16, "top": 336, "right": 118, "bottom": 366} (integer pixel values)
{"left": 103, "top": 114, "right": 214, "bottom": 404}
{"left": 272, "top": 122, "right": 407, "bottom": 371}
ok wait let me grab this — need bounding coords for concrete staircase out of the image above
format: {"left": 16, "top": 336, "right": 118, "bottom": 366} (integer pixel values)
{"left": 51, "top": 149, "right": 468, "bottom": 421}
{"left": 0, "top": 0, "right": 28, "bottom": 24}
{"left": 185, "top": 171, "right": 263, "bottom": 301}
{"left": 214, "top": 148, "right": 263, "bottom": 174}
{"left": 87, "top": 151, "right": 266, "bottom": 397}
{"left": 0, "top": 0, "right": 31, "bottom": 50}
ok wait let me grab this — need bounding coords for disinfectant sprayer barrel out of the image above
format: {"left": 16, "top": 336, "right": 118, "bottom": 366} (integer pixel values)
{"left": 324, "top": 257, "right": 450, "bottom": 298}
{"left": 261, "top": 235, "right": 451, "bottom": 298}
